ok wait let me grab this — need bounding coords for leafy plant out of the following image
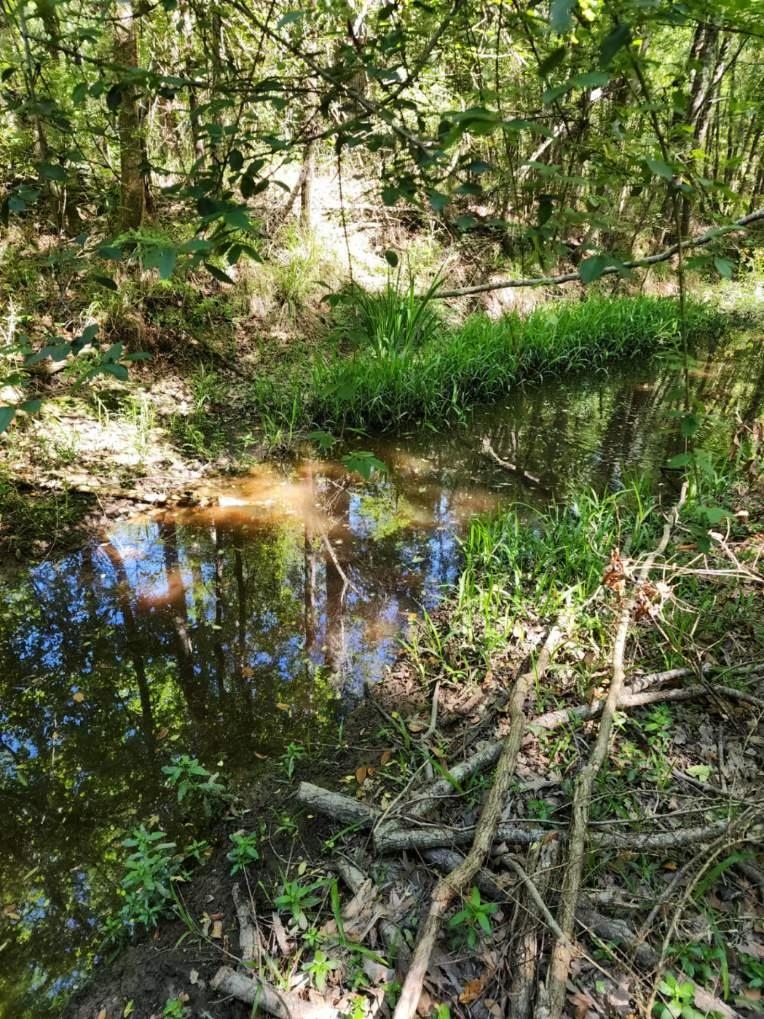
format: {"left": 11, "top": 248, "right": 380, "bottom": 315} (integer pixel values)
{"left": 670, "top": 941, "right": 729, "bottom": 1000}
{"left": 162, "top": 754, "right": 227, "bottom": 813}
{"left": 447, "top": 886, "right": 499, "bottom": 949}
{"left": 162, "top": 996, "right": 190, "bottom": 1019}
{"left": 653, "top": 971, "right": 705, "bottom": 1019}
{"left": 226, "top": 830, "right": 260, "bottom": 875}
{"left": 280, "top": 741, "right": 306, "bottom": 780}
{"left": 302, "top": 948, "right": 340, "bottom": 993}
{"left": 116, "top": 825, "right": 183, "bottom": 931}
{"left": 275, "top": 877, "right": 326, "bottom": 930}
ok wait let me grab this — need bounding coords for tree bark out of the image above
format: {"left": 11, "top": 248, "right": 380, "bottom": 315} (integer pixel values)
{"left": 115, "top": 0, "right": 147, "bottom": 230}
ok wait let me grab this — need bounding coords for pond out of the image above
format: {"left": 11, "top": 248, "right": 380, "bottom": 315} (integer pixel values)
{"left": 1, "top": 326, "right": 762, "bottom": 1015}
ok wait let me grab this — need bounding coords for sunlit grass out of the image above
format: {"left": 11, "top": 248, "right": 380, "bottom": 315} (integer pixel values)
{"left": 308, "top": 295, "right": 722, "bottom": 431}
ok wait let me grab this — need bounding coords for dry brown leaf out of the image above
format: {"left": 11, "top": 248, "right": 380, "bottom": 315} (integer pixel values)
{"left": 568, "top": 989, "right": 596, "bottom": 1019}
{"left": 407, "top": 719, "right": 426, "bottom": 733}
{"left": 459, "top": 976, "right": 487, "bottom": 1004}
{"left": 379, "top": 750, "right": 393, "bottom": 766}
{"left": 211, "top": 919, "right": 224, "bottom": 939}
{"left": 97, "top": 1010, "right": 107, "bottom": 1019}
{"left": 72, "top": 691, "right": 85, "bottom": 703}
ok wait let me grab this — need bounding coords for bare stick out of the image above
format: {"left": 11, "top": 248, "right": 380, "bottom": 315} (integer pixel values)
{"left": 545, "top": 488, "right": 686, "bottom": 1019}
{"left": 211, "top": 965, "right": 340, "bottom": 1019}
{"left": 391, "top": 610, "right": 570, "bottom": 1019}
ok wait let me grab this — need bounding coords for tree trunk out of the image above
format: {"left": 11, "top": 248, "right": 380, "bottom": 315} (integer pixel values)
{"left": 115, "top": 0, "right": 146, "bottom": 230}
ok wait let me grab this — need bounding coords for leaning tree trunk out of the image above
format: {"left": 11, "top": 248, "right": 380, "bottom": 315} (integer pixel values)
{"left": 115, "top": 0, "right": 146, "bottom": 230}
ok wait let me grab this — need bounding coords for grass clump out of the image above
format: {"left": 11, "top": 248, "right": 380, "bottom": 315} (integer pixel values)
{"left": 309, "top": 294, "right": 722, "bottom": 432}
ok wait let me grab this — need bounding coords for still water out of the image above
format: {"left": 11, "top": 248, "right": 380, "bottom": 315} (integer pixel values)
{"left": 1, "top": 328, "right": 762, "bottom": 1014}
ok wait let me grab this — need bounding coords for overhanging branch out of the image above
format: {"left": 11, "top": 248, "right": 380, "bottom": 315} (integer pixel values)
{"left": 435, "top": 208, "right": 764, "bottom": 299}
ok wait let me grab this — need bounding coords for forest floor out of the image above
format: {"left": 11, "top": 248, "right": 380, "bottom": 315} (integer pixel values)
{"left": 65, "top": 464, "right": 764, "bottom": 1019}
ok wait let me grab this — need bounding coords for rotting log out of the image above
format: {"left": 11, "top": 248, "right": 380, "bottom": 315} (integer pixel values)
{"left": 211, "top": 966, "right": 341, "bottom": 1019}
{"left": 295, "top": 782, "right": 378, "bottom": 826}
{"left": 375, "top": 818, "right": 731, "bottom": 854}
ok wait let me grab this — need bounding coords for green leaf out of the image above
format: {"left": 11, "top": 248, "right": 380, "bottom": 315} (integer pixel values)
{"left": 106, "top": 84, "right": 122, "bottom": 111}
{"left": 20, "top": 399, "right": 42, "bottom": 414}
{"left": 97, "top": 245, "right": 123, "bottom": 260}
{"left": 205, "top": 263, "right": 234, "bottom": 284}
{"left": 39, "top": 162, "right": 66, "bottom": 182}
{"left": 600, "top": 23, "right": 631, "bottom": 66}
{"left": 428, "top": 190, "right": 450, "bottom": 213}
{"left": 645, "top": 157, "right": 674, "bottom": 179}
{"left": 713, "top": 256, "right": 734, "bottom": 279}
{"left": 157, "top": 248, "right": 177, "bottom": 279}
{"left": 538, "top": 46, "right": 567, "bottom": 76}
{"left": 578, "top": 255, "right": 611, "bottom": 284}
{"left": 101, "top": 362, "right": 129, "bottom": 381}
{"left": 228, "top": 148, "right": 244, "bottom": 171}
{"left": 667, "top": 452, "right": 692, "bottom": 468}
{"left": 0, "top": 406, "right": 16, "bottom": 432}
{"left": 277, "top": 10, "right": 304, "bottom": 28}
{"left": 342, "top": 451, "right": 387, "bottom": 480}
{"left": 92, "top": 275, "right": 118, "bottom": 292}
{"left": 240, "top": 173, "right": 256, "bottom": 199}
{"left": 384, "top": 249, "right": 399, "bottom": 268}
{"left": 381, "top": 185, "right": 401, "bottom": 206}
{"left": 222, "top": 207, "right": 252, "bottom": 231}
{"left": 550, "top": 0, "right": 574, "bottom": 34}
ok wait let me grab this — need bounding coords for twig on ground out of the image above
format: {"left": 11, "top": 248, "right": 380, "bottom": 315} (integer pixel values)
{"left": 391, "top": 606, "right": 571, "bottom": 1019}
{"left": 544, "top": 487, "right": 686, "bottom": 1019}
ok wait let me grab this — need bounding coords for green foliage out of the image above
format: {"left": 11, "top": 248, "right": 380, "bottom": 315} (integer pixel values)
{"left": 161, "top": 997, "right": 190, "bottom": 1019}
{"left": 462, "top": 483, "right": 656, "bottom": 614}
{"left": 114, "top": 825, "right": 184, "bottom": 932}
{"left": 302, "top": 949, "right": 340, "bottom": 992}
{"left": 653, "top": 972, "right": 707, "bottom": 1019}
{"left": 447, "top": 886, "right": 499, "bottom": 949}
{"left": 310, "top": 296, "right": 720, "bottom": 431}
{"left": 162, "top": 754, "right": 227, "bottom": 814}
{"left": 226, "top": 830, "right": 260, "bottom": 875}
{"left": 329, "top": 271, "right": 443, "bottom": 360}
{"left": 280, "top": 741, "right": 306, "bottom": 780}
{"left": 274, "top": 877, "right": 327, "bottom": 930}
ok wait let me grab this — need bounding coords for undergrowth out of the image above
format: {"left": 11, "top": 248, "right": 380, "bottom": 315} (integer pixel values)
{"left": 252, "top": 294, "right": 723, "bottom": 436}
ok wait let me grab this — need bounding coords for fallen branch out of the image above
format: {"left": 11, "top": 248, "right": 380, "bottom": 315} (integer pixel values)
{"left": 377, "top": 817, "right": 730, "bottom": 854}
{"left": 211, "top": 965, "right": 340, "bottom": 1019}
{"left": 296, "top": 782, "right": 378, "bottom": 826}
{"left": 480, "top": 436, "right": 542, "bottom": 487}
{"left": 391, "top": 610, "right": 570, "bottom": 1019}
{"left": 544, "top": 486, "right": 686, "bottom": 1019}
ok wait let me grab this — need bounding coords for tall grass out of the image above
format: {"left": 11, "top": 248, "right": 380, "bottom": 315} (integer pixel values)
{"left": 460, "top": 485, "right": 657, "bottom": 616}
{"left": 309, "top": 295, "right": 722, "bottom": 431}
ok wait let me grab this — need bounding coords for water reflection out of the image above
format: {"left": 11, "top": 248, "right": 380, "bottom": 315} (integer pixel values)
{"left": 1, "top": 327, "right": 762, "bottom": 1015}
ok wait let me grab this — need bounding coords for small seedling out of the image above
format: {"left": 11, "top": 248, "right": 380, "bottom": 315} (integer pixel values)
{"left": 162, "top": 996, "right": 190, "bottom": 1019}
{"left": 162, "top": 754, "right": 226, "bottom": 811}
{"left": 227, "top": 830, "right": 260, "bottom": 875}
{"left": 303, "top": 949, "right": 340, "bottom": 992}
{"left": 447, "top": 886, "right": 499, "bottom": 949}
{"left": 280, "top": 742, "right": 306, "bottom": 780}
{"left": 653, "top": 971, "right": 705, "bottom": 1019}
{"left": 275, "top": 876, "right": 326, "bottom": 929}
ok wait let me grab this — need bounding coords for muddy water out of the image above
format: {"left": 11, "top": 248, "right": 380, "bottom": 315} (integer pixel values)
{"left": 1, "top": 327, "right": 762, "bottom": 1015}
